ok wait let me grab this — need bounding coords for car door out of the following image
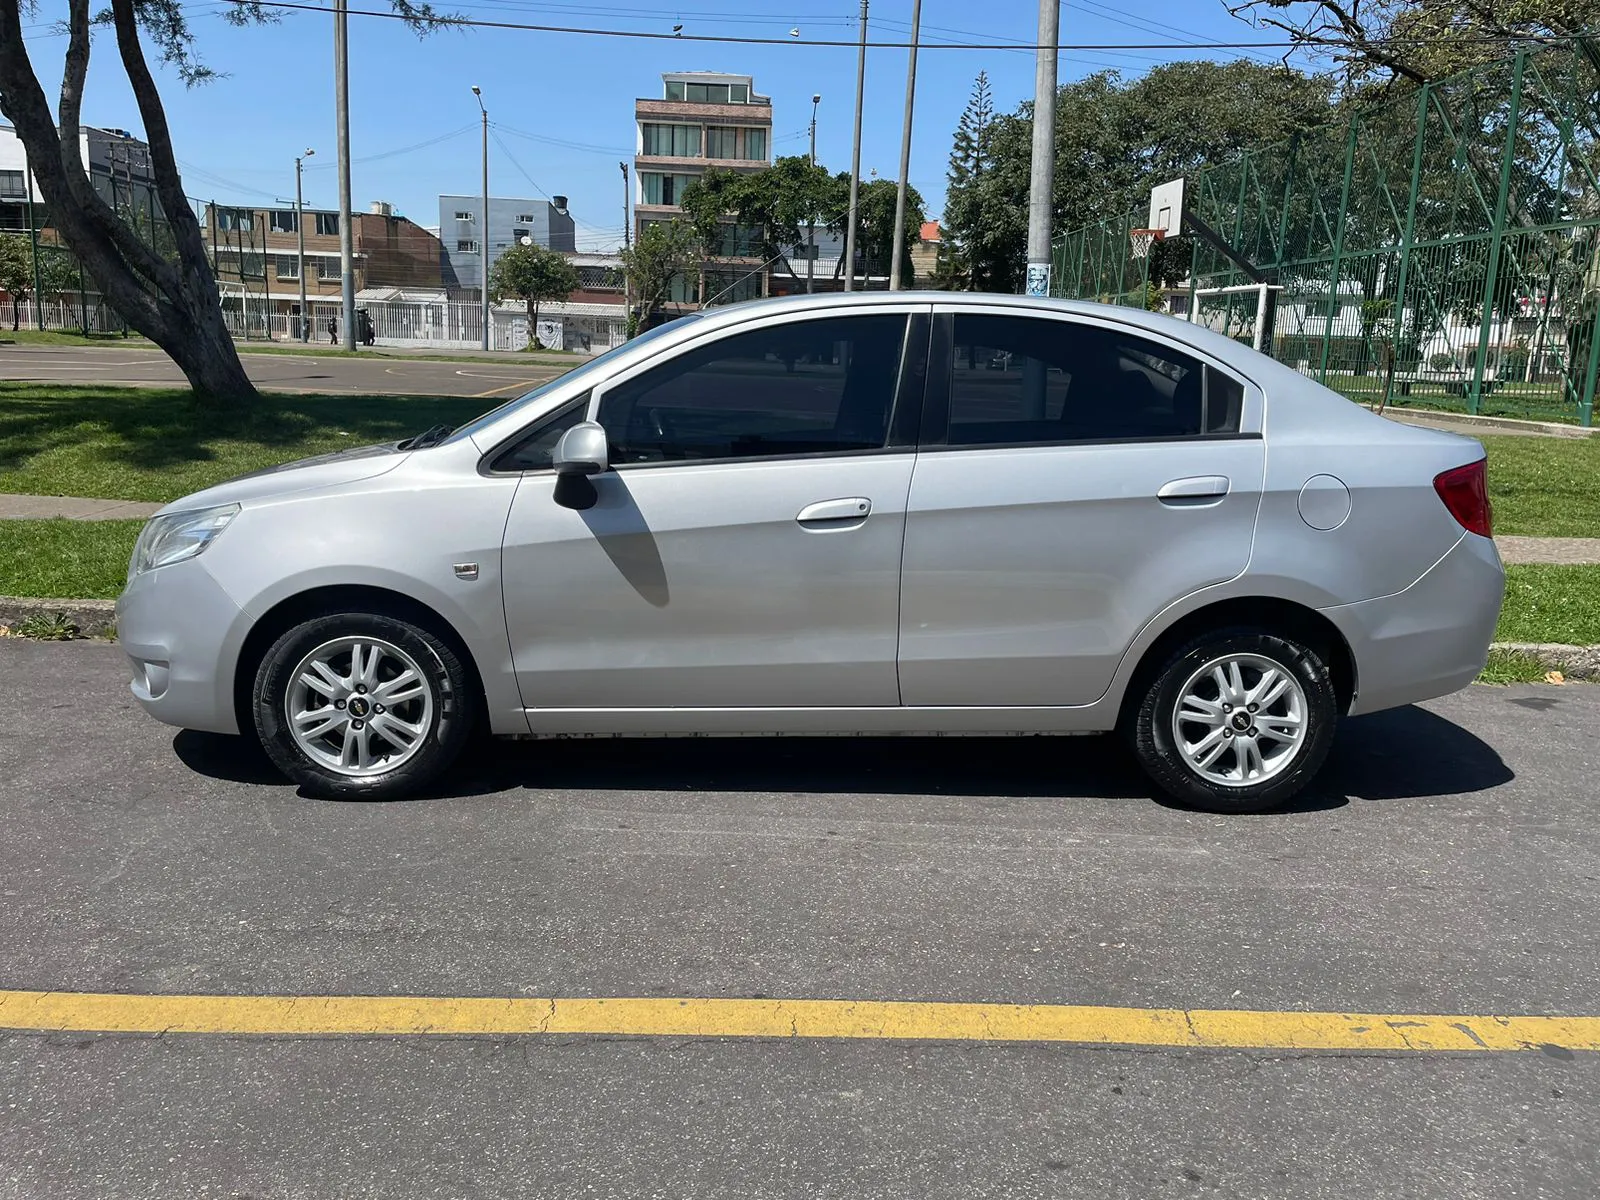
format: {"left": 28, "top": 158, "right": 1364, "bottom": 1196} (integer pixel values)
{"left": 500, "top": 306, "right": 930, "bottom": 717}
{"left": 898, "top": 306, "right": 1265, "bottom": 707}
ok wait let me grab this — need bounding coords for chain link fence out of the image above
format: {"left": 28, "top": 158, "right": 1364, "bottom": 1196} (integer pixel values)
{"left": 1053, "top": 42, "right": 1600, "bottom": 426}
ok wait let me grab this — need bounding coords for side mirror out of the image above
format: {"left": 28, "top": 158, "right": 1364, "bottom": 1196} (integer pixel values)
{"left": 552, "top": 421, "right": 609, "bottom": 476}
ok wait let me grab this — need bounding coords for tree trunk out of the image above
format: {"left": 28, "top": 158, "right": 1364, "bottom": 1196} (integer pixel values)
{"left": 0, "top": 0, "right": 259, "bottom": 402}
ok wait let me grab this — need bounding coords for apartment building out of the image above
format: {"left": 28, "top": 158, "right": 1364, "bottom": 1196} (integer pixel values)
{"left": 634, "top": 71, "right": 772, "bottom": 306}
{"left": 200, "top": 200, "right": 444, "bottom": 318}
{"left": 437, "top": 195, "right": 577, "bottom": 296}
{"left": 2, "top": 122, "right": 158, "bottom": 234}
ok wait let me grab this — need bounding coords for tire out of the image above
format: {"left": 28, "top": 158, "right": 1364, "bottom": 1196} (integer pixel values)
{"left": 252, "top": 612, "right": 475, "bottom": 799}
{"left": 1129, "top": 628, "right": 1338, "bottom": 814}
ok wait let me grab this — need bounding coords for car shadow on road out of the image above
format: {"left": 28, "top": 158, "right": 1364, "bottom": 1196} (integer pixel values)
{"left": 174, "top": 699, "right": 1514, "bottom": 813}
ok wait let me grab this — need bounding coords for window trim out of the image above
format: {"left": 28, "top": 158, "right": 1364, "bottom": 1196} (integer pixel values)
{"left": 922, "top": 306, "right": 1261, "bottom": 451}
{"left": 580, "top": 306, "right": 934, "bottom": 472}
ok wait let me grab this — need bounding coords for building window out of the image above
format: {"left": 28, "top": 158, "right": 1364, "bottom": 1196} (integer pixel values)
{"left": 704, "top": 127, "right": 737, "bottom": 159}
{"left": 314, "top": 212, "right": 340, "bottom": 236}
{"left": 317, "top": 257, "right": 343, "bottom": 281}
{"left": 641, "top": 122, "right": 701, "bottom": 157}
{"left": 730, "top": 83, "right": 749, "bottom": 103}
{"left": 268, "top": 210, "right": 299, "bottom": 234}
{"left": 216, "top": 208, "right": 254, "bottom": 232}
{"left": 513, "top": 227, "right": 531, "bottom": 244}
{"left": 744, "top": 129, "right": 767, "bottom": 160}
{"left": 679, "top": 81, "right": 747, "bottom": 105}
{"left": 456, "top": 239, "right": 479, "bottom": 253}
{"left": 640, "top": 173, "right": 698, "bottom": 206}
{"left": 275, "top": 254, "right": 301, "bottom": 279}
{"left": 0, "top": 170, "right": 27, "bottom": 198}
{"left": 455, "top": 210, "right": 475, "bottom": 221}
{"left": 665, "top": 80, "right": 685, "bottom": 101}
{"left": 515, "top": 213, "right": 536, "bottom": 223}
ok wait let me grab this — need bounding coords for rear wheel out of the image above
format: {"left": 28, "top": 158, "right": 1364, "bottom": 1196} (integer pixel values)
{"left": 1131, "top": 629, "right": 1337, "bottom": 814}
{"left": 252, "top": 612, "right": 474, "bottom": 799}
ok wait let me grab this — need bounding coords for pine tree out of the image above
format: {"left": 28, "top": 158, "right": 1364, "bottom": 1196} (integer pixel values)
{"left": 944, "top": 72, "right": 995, "bottom": 290}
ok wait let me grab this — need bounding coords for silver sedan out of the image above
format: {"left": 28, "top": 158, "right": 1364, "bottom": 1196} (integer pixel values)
{"left": 116, "top": 293, "right": 1504, "bottom": 813}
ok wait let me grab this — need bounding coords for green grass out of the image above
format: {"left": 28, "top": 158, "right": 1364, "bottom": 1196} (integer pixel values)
{"left": 1497, "top": 564, "right": 1600, "bottom": 645}
{"left": 0, "top": 328, "right": 152, "bottom": 348}
{"left": 0, "top": 519, "right": 140, "bottom": 599}
{"left": 0, "top": 383, "right": 505, "bottom": 503}
{"left": 1479, "top": 434, "right": 1600, "bottom": 538}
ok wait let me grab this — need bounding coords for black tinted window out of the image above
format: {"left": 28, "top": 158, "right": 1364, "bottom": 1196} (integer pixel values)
{"left": 598, "top": 314, "right": 908, "bottom": 464}
{"left": 493, "top": 398, "right": 587, "bottom": 471}
{"left": 946, "top": 315, "right": 1220, "bottom": 445}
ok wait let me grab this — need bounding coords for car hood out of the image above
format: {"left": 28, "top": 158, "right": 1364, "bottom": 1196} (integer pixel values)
{"left": 152, "top": 442, "right": 411, "bottom": 517}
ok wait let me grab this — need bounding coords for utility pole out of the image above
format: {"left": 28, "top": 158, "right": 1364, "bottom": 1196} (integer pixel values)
{"left": 843, "top": 0, "right": 868, "bottom": 292}
{"left": 295, "top": 148, "right": 314, "bottom": 342}
{"left": 334, "top": 0, "right": 356, "bottom": 350}
{"left": 473, "top": 85, "right": 490, "bottom": 352}
{"left": 1025, "top": 0, "right": 1059, "bottom": 299}
{"left": 620, "top": 160, "right": 633, "bottom": 332}
{"left": 888, "top": 0, "right": 921, "bottom": 291}
{"left": 808, "top": 93, "right": 820, "bottom": 295}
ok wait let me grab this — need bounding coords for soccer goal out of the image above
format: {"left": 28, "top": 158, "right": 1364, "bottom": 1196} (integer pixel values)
{"left": 1184, "top": 282, "right": 1280, "bottom": 354}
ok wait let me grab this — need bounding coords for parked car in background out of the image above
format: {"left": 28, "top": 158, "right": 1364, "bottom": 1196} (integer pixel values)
{"left": 117, "top": 293, "right": 1504, "bottom": 813}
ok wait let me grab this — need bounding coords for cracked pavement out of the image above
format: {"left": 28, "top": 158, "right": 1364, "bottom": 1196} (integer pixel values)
{"left": 1, "top": 639, "right": 1598, "bottom": 1198}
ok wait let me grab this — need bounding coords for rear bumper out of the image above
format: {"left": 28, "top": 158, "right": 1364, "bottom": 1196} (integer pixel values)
{"left": 115, "top": 558, "right": 246, "bottom": 735}
{"left": 1322, "top": 533, "right": 1504, "bottom": 717}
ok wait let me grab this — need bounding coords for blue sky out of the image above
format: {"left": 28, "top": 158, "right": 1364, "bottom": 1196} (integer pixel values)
{"left": 19, "top": 0, "right": 1309, "bottom": 249}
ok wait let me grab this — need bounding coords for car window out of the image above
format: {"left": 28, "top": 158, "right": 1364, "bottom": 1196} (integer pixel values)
{"left": 491, "top": 397, "right": 589, "bottom": 472}
{"left": 946, "top": 314, "right": 1235, "bottom": 445}
{"left": 597, "top": 314, "right": 909, "bottom": 465}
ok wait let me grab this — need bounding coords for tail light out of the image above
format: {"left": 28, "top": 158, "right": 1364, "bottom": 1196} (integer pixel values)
{"left": 1433, "top": 459, "right": 1493, "bottom": 538}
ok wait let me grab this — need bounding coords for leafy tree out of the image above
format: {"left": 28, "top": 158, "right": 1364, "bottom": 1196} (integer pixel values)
{"left": 0, "top": 0, "right": 446, "bottom": 400}
{"left": 618, "top": 219, "right": 698, "bottom": 327}
{"left": 1226, "top": 0, "right": 1599, "bottom": 88}
{"left": 942, "top": 60, "right": 1334, "bottom": 294}
{"left": 489, "top": 242, "right": 579, "bottom": 349}
{"left": 0, "top": 233, "right": 80, "bottom": 329}
{"left": 850, "top": 177, "right": 926, "bottom": 287}
{"left": 679, "top": 157, "right": 846, "bottom": 279}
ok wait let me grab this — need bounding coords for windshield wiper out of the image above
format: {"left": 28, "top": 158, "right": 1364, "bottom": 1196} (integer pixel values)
{"left": 398, "top": 424, "right": 453, "bottom": 451}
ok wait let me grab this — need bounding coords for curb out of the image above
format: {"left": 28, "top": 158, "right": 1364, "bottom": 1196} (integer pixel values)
{"left": 1383, "top": 409, "right": 1594, "bottom": 438}
{"left": 1489, "top": 642, "right": 1600, "bottom": 680}
{"left": 0, "top": 595, "right": 116, "bottom": 637}
{"left": 1, "top": 595, "right": 1597, "bottom": 683}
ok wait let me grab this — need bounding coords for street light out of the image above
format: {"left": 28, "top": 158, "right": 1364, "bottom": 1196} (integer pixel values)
{"left": 295, "top": 147, "right": 314, "bottom": 342}
{"left": 472, "top": 85, "right": 489, "bottom": 351}
{"left": 808, "top": 94, "right": 821, "bottom": 295}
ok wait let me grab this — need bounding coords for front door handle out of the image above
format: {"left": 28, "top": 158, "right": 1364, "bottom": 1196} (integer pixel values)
{"left": 797, "top": 497, "right": 872, "bottom": 528}
{"left": 1158, "top": 476, "right": 1231, "bottom": 506}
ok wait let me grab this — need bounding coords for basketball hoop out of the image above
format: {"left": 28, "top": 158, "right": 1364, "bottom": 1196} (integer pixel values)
{"left": 1130, "top": 228, "right": 1166, "bottom": 259}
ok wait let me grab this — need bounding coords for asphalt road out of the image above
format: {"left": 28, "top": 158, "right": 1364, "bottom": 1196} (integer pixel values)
{"left": 0, "top": 344, "right": 568, "bottom": 398}
{"left": 1, "top": 639, "right": 1597, "bottom": 1198}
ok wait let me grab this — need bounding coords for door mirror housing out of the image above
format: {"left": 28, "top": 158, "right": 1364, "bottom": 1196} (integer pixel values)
{"left": 552, "top": 421, "right": 609, "bottom": 476}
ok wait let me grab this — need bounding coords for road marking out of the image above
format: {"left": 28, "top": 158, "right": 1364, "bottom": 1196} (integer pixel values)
{"left": 1, "top": 990, "right": 1597, "bottom": 1050}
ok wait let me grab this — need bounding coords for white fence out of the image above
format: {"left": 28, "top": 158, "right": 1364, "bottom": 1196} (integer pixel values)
{"left": 2, "top": 297, "right": 628, "bottom": 355}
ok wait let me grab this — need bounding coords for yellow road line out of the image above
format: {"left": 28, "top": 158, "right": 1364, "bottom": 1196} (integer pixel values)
{"left": 2, "top": 991, "right": 1598, "bottom": 1051}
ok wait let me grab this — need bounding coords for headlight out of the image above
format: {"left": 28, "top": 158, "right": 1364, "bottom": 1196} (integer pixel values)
{"left": 128, "top": 504, "right": 240, "bottom": 582}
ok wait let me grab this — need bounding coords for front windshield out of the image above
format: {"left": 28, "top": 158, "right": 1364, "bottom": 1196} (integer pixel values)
{"left": 447, "top": 317, "right": 700, "bottom": 445}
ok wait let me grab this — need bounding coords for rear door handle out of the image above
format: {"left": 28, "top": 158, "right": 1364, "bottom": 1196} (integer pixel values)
{"left": 1158, "top": 476, "right": 1231, "bottom": 506}
{"left": 797, "top": 497, "right": 872, "bottom": 527}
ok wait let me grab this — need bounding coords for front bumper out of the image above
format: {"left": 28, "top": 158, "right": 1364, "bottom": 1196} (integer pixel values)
{"left": 1322, "top": 532, "right": 1504, "bottom": 717}
{"left": 115, "top": 557, "right": 247, "bottom": 734}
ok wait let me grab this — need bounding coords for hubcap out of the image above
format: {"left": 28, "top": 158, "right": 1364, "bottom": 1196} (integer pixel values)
{"left": 285, "top": 636, "right": 433, "bottom": 777}
{"left": 1171, "top": 653, "right": 1308, "bottom": 788}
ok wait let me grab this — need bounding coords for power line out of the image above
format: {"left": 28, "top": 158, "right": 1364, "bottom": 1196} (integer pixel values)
{"left": 232, "top": 1, "right": 1580, "bottom": 51}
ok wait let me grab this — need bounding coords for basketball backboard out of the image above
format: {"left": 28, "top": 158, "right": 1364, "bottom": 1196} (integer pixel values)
{"left": 1149, "top": 178, "right": 1185, "bottom": 237}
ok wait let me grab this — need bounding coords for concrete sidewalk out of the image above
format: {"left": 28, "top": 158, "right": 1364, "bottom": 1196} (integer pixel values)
{"left": 2, "top": 491, "right": 1597, "bottom": 564}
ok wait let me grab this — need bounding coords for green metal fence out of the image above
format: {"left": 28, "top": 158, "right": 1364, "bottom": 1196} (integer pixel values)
{"left": 1053, "top": 43, "right": 1600, "bottom": 426}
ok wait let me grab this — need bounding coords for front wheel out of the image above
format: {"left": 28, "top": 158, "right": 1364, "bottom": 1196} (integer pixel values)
{"left": 253, "top": 612, "right": 475, "bottom": 799}
{"left": 1130, "top": 630, "right": 1338, "bottom": 814}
